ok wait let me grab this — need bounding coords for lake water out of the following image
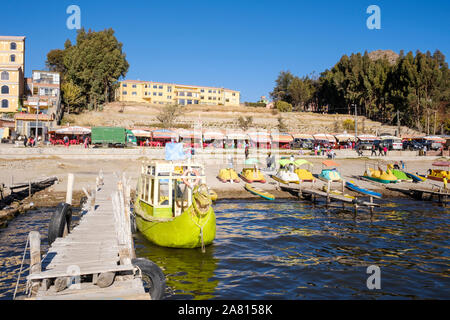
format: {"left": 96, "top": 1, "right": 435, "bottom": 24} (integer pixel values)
{"left": 1, "top": 198, "right": 449, "bottom": 300}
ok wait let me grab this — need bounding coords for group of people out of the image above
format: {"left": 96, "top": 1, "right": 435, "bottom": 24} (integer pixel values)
{"left": 369, "top": 144, "right": 389, "bottom": 157}
{"left": 22, "top": 135, "right": 39, "bottom": 147}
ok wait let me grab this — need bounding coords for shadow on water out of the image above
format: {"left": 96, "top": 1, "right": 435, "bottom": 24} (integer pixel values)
{"left": 1, "top": 198, "right": 449, "bottom": 300}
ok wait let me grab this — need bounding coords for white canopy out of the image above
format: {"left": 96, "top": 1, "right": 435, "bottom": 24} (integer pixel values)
{"left": 55, "top": 126, "right": 91, "bottom": 135}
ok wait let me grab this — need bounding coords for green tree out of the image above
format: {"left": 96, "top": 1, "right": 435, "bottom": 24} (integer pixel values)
{"left": 63, "top": 28, "right": 129, "bottom": 110}
{"left": 270, "top": 71, "right": 295, "bottom": 103}
{"left": 61, "top": 81, "right": 85, "bottom": 114}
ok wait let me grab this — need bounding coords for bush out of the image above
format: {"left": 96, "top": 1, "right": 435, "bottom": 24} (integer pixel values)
{"left": 342, "top": 119, "right": 355, "bottom": 131}
{"left": 245, "top": 102, "right": 266, "bottom": 108}
{"left": 275, "top": 101, "right": 293, "bottom": 112}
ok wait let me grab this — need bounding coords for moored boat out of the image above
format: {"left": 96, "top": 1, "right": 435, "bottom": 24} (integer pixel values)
{"left": 318, "top": 160, "right": 342, "bottom": 182}
{"left": 404, "top": 171, "right": 426, "bottom": 183}
{"left": 134, "top": 160, "right": 216, "bottom": 249}
{"left": 271, "top": 159, "right": 300, "bottom": 184}
{"left": 363, "top": 167, "right": 398, "bottom": 184}
{"left": 345, "top": 181, "right": 382, "bottom": 198}
{"left": 244, "top": 183, "right": 275, "bottom": 200}
{"left": 294, "top": 159, "right": 315, "bottom": 182}
{"left": 427, "top": 162, "right": 450, "bottom": 182}
{"left": 217, "top": 168, "right": 240, "bottom": 183}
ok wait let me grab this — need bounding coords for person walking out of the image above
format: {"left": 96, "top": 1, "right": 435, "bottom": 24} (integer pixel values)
{"left": 371, "top": 143, "right": 377, "bottom": 156}
{"left": 378, "top": 144, "right": 383, "bottom": 157}
{"left": 244, "top": 143, "right": 249, "bottom": 160}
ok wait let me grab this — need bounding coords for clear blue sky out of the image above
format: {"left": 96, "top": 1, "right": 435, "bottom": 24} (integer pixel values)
{"left": 1, "top": 0, "right": 449, "bottom": 102}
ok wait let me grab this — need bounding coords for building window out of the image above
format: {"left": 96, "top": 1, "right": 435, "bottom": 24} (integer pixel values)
{"left": 167, "top": 86, "right": 172, "bottom": 92}
{"left": 1, "top": 71, "right": 9, "bottom": 80}
{"left": 1, "top": 85, "right": 9, "bottom": 94}
{"left": 187, "top": 92, "right": 192, "bottom": 97}
{"left": 10, "top": 55, "right": 16, "bottom": 62}
{"left": 123, "top": 84, "right": 127, "bottom": 87}
{"left": 10, "top": 42, "right": 17, "bottom": 50}
{"left": 232, "top": 93, "right": 236, "bottom": 96}
{"left": 208, "top": 97, "right": 211, "bottom": 100}
{"left": 167, "top": 96, "right": 172, "bottom": 99}
{"left": 159, "top": 85, "right": 163, "bottom": 89}
{"left": 1, "top": 99, "right": 8, "bottom": 108}
{"left": 122, "top": 91, "right": 127, "bottom": 95}
{"left": 178, "top": 99, "right": 185, "bottom": 105}
{"left": 153, "top": 92, "right": 157, "bottom": 96}
{"left": 194, "top": 100, "right": 199, "bottom": 104}
{"left": 144, "top": 92, "right": 147, "bottom": 96}
{"left": 132, "top": 92, "right": 137, "bottom": 96}
{"left": 201, "top": 89, "right": 204, "bottom": 93}
{"left": 218, "top": 90, "right": 221, "bottom": 94}
{"left": 132, "top": 84, "right": 137, "bottom": 88}
{"left": 144, "top": 85, "right": 148, "bottom": 88}
{"left": 208, "top": 90, "right": 212, "bottom": 93}
{"left": 200, "top": 96, "right": 204, "bottom": 99}
{"left": 179, "top": 92, "right": 185, "bottom": 97}
{"left": 153, "top": 85, "right": 157, "bottom": 89}
{"left": 158, "top": 93, "right": 162, "bottom": 96}
{"left": 226, "top": 99, "right": 230, "bottom": 102}
{"left": 187, "top": 100, "right": 192, "bottom": 104}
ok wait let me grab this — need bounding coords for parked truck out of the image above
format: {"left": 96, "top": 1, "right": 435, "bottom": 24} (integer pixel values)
{"left": 91, "top": 127, "right": 137, "bottom": 147}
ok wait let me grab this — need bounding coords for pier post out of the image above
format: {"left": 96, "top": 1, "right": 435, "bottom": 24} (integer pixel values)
{"left": 66, "top": 173, "right": 74, "bottom": 205}
{"left": 29, "top": 231, "right": 41, "bottom": 295}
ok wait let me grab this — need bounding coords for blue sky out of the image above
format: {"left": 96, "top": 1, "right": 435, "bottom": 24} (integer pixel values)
{"left": 1, "top": 0, "right": 449, "bottom": 102}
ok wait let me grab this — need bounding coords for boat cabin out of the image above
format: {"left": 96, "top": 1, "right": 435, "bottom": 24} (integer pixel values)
{"left": 137, "top": 160, "right": 207, "bottom": 219}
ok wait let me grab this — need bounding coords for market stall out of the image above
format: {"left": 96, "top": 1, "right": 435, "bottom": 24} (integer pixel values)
{"left": 270, "top": 132, "right": 293, "bottom": 149}
{"left": 151, "top": 129, "right": 179, "bottom": 147}
{"left": 50, "top": 126, "right": 91, "bottom": 145}
{"left": 203, "top": 130, "right": 225, "bottom": 148}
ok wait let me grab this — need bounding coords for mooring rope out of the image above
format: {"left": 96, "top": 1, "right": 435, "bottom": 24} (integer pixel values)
{"left": 13, "top": 235, "right": 29, "bottom": 299}
{"left": 190, "top": 207, "right": 211, "bottom": 253}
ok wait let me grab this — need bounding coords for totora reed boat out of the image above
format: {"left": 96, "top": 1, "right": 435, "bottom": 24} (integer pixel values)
{"left": 134, "top": 160, "right": 216, "bottom": 250}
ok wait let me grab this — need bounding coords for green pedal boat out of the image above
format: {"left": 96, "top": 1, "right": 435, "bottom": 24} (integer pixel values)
{"left": 134, "top": 161, "right": 216, "bottom": 250}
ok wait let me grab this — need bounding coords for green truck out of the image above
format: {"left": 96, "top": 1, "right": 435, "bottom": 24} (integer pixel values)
{"left": 91, "top": 127, "right": 137, "bottom": 147}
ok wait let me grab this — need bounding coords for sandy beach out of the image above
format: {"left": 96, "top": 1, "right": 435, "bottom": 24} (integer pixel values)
{"left": 0, "top": 145, "right": 447, "bottom": 208}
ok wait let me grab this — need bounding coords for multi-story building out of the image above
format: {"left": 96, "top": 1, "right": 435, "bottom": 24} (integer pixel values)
{"left": 116, "top": 80, "right": 240, "bottom": 106}
{"left": 15, "top": 70, "right": 62, "bottom": 139}
{"left": 0, "top": 36, "right": 25, "bottom": 113}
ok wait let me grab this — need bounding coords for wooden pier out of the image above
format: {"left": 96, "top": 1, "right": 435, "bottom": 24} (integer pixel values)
{"left": 280, "top": 182, "right": 380, "bottom": 212}
{"left": 387, "top": 186, "right": 449, "bottom": 204}
{"left": 18, "top": 173, "right": 150, "bottom": 300}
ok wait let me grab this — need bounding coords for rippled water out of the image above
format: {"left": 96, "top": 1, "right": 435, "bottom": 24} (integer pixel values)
{"left": 1, "top": 199, "right": 449, "bottom": 299}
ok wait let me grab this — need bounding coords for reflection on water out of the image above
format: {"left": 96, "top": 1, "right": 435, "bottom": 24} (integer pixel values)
{"left": 1, "top": 198, "right": 449, "bottom": 300}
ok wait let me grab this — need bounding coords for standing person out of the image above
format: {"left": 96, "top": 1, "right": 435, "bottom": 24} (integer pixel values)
{"left": 244, "top": 144, "right": 249, "bottom": 160}
{"left": 23, "top": 135, "right": 28, "bottom": 148}
{"left": 383, "top": 145, "right": 388, "bottom": 156}
{"left": 64, "top": 135, "right": 69, "bottom": 147}
{"left": 423, "top": 145, "right": 427, "bottom": 156}
{"left": 371, "top": 143, "right": 377, "bottom": 156}
{"left": 84, "top": 136, "right": 89, "bottom": 149}
{"left": 378, "top": 144, "right": 383, "bottom": 157}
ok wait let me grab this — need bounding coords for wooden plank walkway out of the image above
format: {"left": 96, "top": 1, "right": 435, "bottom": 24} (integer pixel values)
{"left": 387, "top": 186, "right": 449, "bottom": 204}
{"left": 280, "top": 185, "right": 380, "bottom": 210}
{"left": 24, "top": 173, "right": 150, "bottom": 300}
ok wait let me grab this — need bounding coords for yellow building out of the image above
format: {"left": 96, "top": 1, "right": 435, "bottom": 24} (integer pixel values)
{"left": 116, "top": 80, "right": 240, "bottom": 106}
{"left": 0, "top": 36, "right": 25, "bottom": 113}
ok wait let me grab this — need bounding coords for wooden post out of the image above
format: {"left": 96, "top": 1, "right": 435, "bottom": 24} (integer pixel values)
{"left": 341, "top": 180, "right": 345, "bottom": 194}
{"left": 28, "top": 181, "right": 31, "bottom": 198}
{"left": 29, "top": 231, "right": 41, "bottom": 274}
{"left": 66, "top": 173, "right": 74, "bottom": 205}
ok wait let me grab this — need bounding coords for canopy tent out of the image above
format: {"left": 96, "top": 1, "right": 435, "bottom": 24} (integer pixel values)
{"left": 203, "top": 130, "right": 225, "bottom": 140}
{"left": 294, "top": 159, "right": 313, "bottom": 167}
{"left": 423, "top": 136, "right": 446, "bottom": 142}
{"left": 291, "top": 133, "right": 314, "bottom": 140}
{"left": 244, "top": 158, "right": 260, "bottom": 165}
{"left": 270, "top": 132, "right": 293, "bottom": 143}
{"left": 322, "top": 160, "right": 339, "bottom": 167}
{"left": 357, "top": 134, "right": 378, "bottom": 141}
{"left": 225, "top": 132, "right": 249, "bottom": 140}
{"left": 54, "top": 126, "right": 91, "bottom": 135}
{"left": 334, "top": 133, "right": 356, "bottom": 142}
{"left": 248, "top": 132, "right": 271, "bottom": 143}
{"left": 313, "top": 134, "right": 336, "bottom": 143}
{"left": 279, "top": 159, "right": 295, "bottom": 167}
{"left": 177, "top": 129, "right": 202, "bottom": 140}
{"left": 131, "top": 129, "right": 151, "bottom": 138}
{"left": 151, "top": 129, "right": 178, "bottom": 140}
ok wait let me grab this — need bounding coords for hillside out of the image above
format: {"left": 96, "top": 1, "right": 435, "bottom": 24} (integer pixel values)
{"left": 61, "top": 102, "right": 423, "bottom": 136}
{"left": 368, "top": 49, "right": 399, "bottom": 65}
